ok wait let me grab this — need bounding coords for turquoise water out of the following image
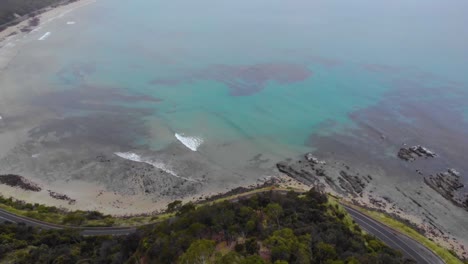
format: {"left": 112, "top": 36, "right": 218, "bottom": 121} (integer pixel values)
{"left": 4, "top": 0, "right": 468, "bottom": 175}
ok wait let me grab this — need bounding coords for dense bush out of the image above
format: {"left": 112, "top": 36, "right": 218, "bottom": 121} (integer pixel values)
{"left": 0, "top": 189, "right": 413, "bottom": 263}
{"left": 133, "top": 189, "right": 412, "bottom": 264}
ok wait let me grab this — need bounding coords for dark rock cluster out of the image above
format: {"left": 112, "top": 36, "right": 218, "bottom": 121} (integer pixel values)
{"left": 424, "top": 169, "right": 468, "bottom": 210}
{"left": 276, "top": 153, "right": 330, "bottom": 187}
{"left": 276, "top": 162, "right": 319, "bottom": 186}
{"left": 338, "top": 170, "right": 366, "bottom": 195}
{"left": 48, "top": 190, "right": 76, "bottom": 205}
{"left": 396, "top": 143, "right": 467, "bottom": 211}
{"left": 277, "top": 153, "right": 369, "bottom": 196}
{"left": 0, "top": 174, "right": 41, "bottom": 192}
{"left": 397, "top": 145, "right": 436, "bottom": 161}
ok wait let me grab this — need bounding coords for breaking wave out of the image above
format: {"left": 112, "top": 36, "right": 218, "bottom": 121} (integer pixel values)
{"left": 114, "top": 152, "right": 198, "bottom": 182}
{"left": 175, "top": 133, "right": 203, "bottom": 151}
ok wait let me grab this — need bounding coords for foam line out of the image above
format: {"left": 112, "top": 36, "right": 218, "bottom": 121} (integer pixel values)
{"left": 114, "top": 152, "right": 198, "bottom": 182}
{"left": 38, "top": 32, "right": 51, "bottom": 41}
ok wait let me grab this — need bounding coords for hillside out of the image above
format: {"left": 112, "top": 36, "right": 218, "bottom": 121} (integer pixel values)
{"left": 0, "top": 189, "right": 412, "bottom": 263}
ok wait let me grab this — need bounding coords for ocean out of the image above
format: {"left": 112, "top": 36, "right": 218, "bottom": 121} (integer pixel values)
{"left": 1, "top": 0, "right": 468, "bottom": 188}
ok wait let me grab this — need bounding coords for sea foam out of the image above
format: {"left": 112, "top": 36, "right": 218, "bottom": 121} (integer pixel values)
{"left": 38, "top": 32, "right": 51, "bottom": 41}
{"left": 114, "top": 152, "right": 197, "bottom": 182}
{"left": 175, "top": 133, "right": 203, "bottom": 151}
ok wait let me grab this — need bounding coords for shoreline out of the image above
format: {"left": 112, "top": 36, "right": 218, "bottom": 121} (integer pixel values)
{"left": 0, "top": 0, "right": 96, "bottom": 41}
{"left": 0, "top": 172, "right": 464, "bottom": 262}
{"left": 0, "top": 0, "right": 465, "bottom": 260}
{"left": 0, "top": 0, "right": 96, "bottom": 73}
{"left": 0, "top": 172, "right": 283, "bottom": 216}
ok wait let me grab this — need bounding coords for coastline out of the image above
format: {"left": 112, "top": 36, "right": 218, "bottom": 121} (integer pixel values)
{"left": 0, "top": 0, "right": 465, "bottom": 261}
{"left": 277, "top": 153, "right": 468, "bottom": 259}
{"left": 0, "top": 172, "right": 279, "bottom": 216}
{"left": 0, "top": 0, "right": 96, "bottom": 73}
{"left": 1, "top": 166, "right": 466, "bottom": 259}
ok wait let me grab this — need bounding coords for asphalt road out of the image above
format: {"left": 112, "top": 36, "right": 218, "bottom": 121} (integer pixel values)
{"left": 0, "top": 208, "right": 135, "bottom": 236}
{"left": 343, "top": 205, "right": 444, "bottom": 264}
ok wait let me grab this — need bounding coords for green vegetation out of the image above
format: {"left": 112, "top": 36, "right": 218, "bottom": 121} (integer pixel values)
{"left": 0, "top": 223, "right": 138, "bottom": 263}
{"left": 0, "top": 0, "right": 73, "bottom": 27}
{"left": 0, "top": 186, "right": 286, "bottom": 227}
{"left": 0, "top": 189, "right": 413, "bottom": 263}
{"left": 0, "top": 195, "right": 156, "bottom": 227}
{"left": 345, "top": 204, "right": 463, "bottom": 264}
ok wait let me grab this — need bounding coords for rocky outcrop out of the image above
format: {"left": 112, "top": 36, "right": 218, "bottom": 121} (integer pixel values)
{"left": 398, "top": 145, "right": 436, "bottom": 161}
{"left": 0, "top": 174, "right": 41, "bottom": 192}
{"left": 276, "top": 162, "right": 319, "bottom": 186}
{"left": 48, "top": 190, "right": 76, "bottom": 205}
{"left": 276, "top": 153, "right": 332, "bottom": 187}
{"left": 277, "top": 153, "right": 370, "bottom": 196}
{"left": 305, "top": 153, "right": 326, "bottom": 165}
{"left": 424, "top": 169, "right": 468, "bottom": 210}
{"left": 338, "top": 170, "right": 366, "bottom": 195}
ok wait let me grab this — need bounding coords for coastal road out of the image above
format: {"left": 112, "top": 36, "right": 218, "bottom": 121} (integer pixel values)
{"left": 0, "top": 208, "right": 135, "bottom": 236}
{"left": 343, "top": 205, "right": 444, "bottom": 264}
{"left": 0, "top": 194, "right": 446, "bottom": 263}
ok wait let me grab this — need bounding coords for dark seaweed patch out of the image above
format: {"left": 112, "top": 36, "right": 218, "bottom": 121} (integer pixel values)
{"left": 150, "top": 63, "right": 312, "bottom": 96}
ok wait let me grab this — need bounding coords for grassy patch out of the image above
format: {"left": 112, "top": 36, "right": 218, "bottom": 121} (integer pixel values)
{"left": 326, "top": 196, "right": 362, "bottom": 234}
{"left": 0, "top": 203, "right": 65, "bottom": 224}
{"left": 346, "top": 203, "right": 462, "bottom": 264}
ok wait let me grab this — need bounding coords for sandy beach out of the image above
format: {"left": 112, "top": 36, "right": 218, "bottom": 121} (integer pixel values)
{"left": 0, "top": 0, "right": 96, "bottom": 73}
{"left": 0, "top": 170, "right": 274, "bottom": 216}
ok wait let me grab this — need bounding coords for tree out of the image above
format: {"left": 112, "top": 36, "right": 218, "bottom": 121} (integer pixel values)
{"left": 167, "top": 200, "right": 182, "bottom": 212}
{"left": 265, "top": 203, "right": 283, "bottom": 228}
{"left": 265, "top": 228, "right": 311, "bottom": 263}
{"left": 177, "top": 202, "right": 196, "bottom": 216}
{"left": 245, "top": 238, "right": 259, "bottom": 255}
{"left": 178, "top": 239, "right": 216, "bottom": 264}
{"left": 315, "top": 242, "right": 337, "bottom": 263}
{"left": 273, "top": 261, "right": 288, "bottom": 264}
{"left": 266, "top": 228, "right": 297, "bottom": 262}
{"left": 241, "top": 255, "right": 266, "bottom": 264}
{"left": 215, "top": 251, "right": 243, "bottom": 264}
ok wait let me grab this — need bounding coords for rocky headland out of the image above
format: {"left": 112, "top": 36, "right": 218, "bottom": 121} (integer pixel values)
{"left": 275, "top": 146, "right": 468, "bottom": 259}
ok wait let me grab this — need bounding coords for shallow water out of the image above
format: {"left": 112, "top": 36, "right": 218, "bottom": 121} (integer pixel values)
{"left": 0, "top": 0, "right": 467, "bottom": 184}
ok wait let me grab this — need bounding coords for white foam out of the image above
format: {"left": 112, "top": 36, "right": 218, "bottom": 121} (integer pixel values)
{"left": 175, "top": 133, "right": 203, "bottom": 151}
{"left": 38, "top": 32, "right": 51, "bottom": 41}
{"left": 0, "top": 115, "right": 2, "bottom": 120}
{"left": 114, "top": 152, "right": 198, "bottom": 182}
{"left": 66, "top": 21, "right": 76, "bottom": 25}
